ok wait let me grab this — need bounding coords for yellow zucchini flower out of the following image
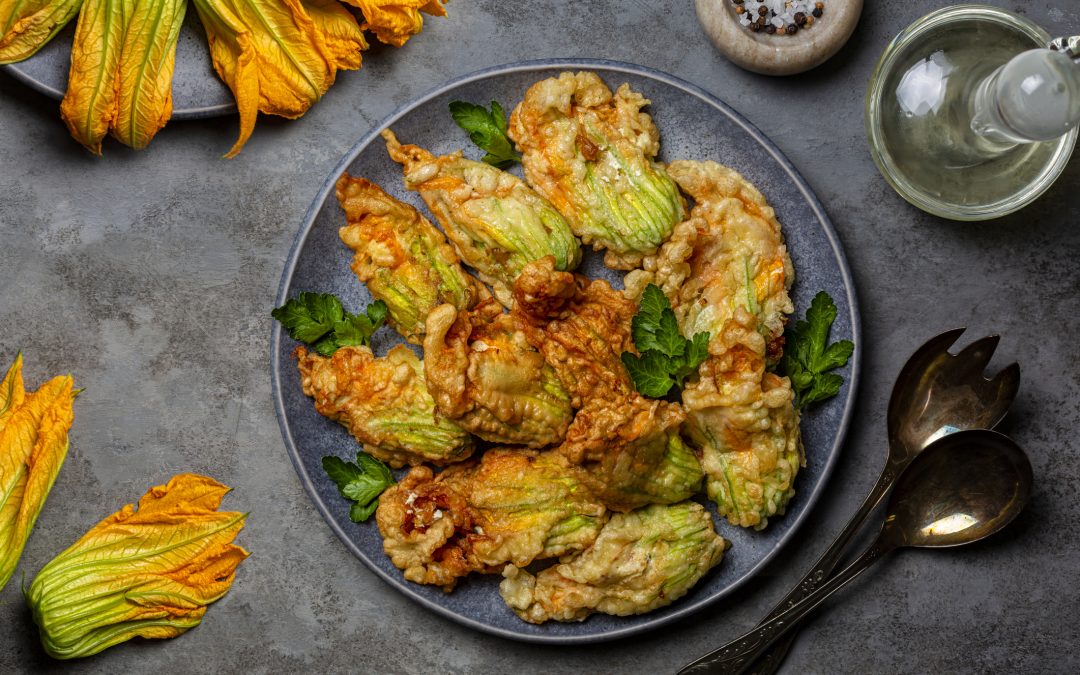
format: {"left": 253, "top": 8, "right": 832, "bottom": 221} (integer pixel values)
{"left": 192, "top": 0, "right": 367, "bottom": 157}
{"left": 0, "top": 0, "right": 83, "bottom": 63}
{"left": 343, "top": 0, "right": 446, "bottom": 47}
{"left": 0, "top": 354, "right": 76, "bottom": 592}
{"left": 59, "top": 0, "right": 187, "bottom": 153}
{"left": 26, "top": 473, "right": 249, "bottom": 659}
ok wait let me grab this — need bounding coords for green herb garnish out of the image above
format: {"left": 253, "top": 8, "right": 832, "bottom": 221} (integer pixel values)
{"left": 449, "top": 100, "right": 520, "bottom": 168}
{"left": 779, "top": 291, "right": 854, "bottom": 409}
{"left": 322, "top": 452, "right": 396, "bottom": 522}
{"left": 621, "top": 284, "right": 710, "bottom": 398}
{"left": 272, "top": 292, "right": 387, "bottom": 356}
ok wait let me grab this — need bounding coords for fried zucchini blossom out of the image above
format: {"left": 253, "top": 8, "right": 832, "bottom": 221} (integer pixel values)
{"left": 0, "top": 0, "right": 82, "bottom": 63}
{"left": 500, "top": 501, "right": 727, "bottom": 623}
{"left": 296, "top": 344, "right": 474, "bottom": 468}
{"left": 59, "top": 0, "right": 186, "bottom": 152}
{"left": 336, "top": 173, "right": 486, "bottom": 344}
{"left": 192, "top": 0, "right": 367, "bottom": 157}
{"left": 508, "top": 71, "right": 685, "bottom": 270}
{"left": 0, "top": 355, "right": 76, "bottom": 592}
{"left": 423, "top": 300, "right": 573, "bottom": 448}
{"left": 383, "top": 129, "right": 581, "bottom": 306}
{"left": 26, "top": 474, "right": 248, "bottom": 659}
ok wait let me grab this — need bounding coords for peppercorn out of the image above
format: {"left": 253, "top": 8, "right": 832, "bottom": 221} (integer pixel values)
{"left": 794, "top": 11, "right": 807, "bottom": 25}
{"left": 787, "top": 23, "right": 798, "bottom": 34}
{"left": 813, "top": 7, "right": 823, "bottom": 18}
{"left": 805, "top": 14, "right": 814, "bottom": 25}
{"left": 765, "top": 24, "right": 776, "bottom": 34}
{"left": 735, "top": 5, "right": 745, "bottom": 13}
{"left": 815, "top": 1, "right": 824, "bottom": 7}
{"left": 758, "top": 6, "right": 768, "bottom": 16}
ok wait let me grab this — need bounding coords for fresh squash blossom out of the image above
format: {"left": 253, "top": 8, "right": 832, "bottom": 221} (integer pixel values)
{"left": 342, "top": 0, "right": 446, "bottom": 47}
{"left": 0, "top": 354, "right": 76, "bottom": 592}
{"left": 60, "top": 0, "right": 186, "bottom": 152}
{"left": 192, "top": 0, "right": 366, "bottom": 157}
{"left": 26, "top": 473, "right": 248, "bottom": 659}
{"left": 0, "top": 0, "right": 83, "bottom": 63}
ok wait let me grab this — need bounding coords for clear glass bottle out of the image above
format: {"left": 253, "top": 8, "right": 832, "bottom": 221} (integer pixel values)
{"left": 866, "top": 5, "right": 1079, "bottom": 221}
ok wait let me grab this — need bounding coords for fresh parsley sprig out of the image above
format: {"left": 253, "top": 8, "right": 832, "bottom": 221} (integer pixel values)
{"left": 621, "top": 284, "right": 710, "bottom": 398}
{"left": 322, "top": 452, "right": 396, "bottom": 522}
{"left": 779, "top": 291, "right": 854, "bottom": 409}
{"left": 271, "top": 292, "right": 387, "bottom": 357}
{"left": 449, "top": 100, "right": 520, "bottom": 168}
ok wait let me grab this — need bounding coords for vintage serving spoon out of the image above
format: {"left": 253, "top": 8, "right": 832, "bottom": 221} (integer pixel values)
{"left": 681, "top": 329, "right": 1020, "bottom": 674}
{"left": 682, "top": 429, "right": 1033, "bottom": 674}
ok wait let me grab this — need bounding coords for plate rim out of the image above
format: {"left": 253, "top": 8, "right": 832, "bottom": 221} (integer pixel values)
{"left": 270, "top": 57, "right": 863, "bottom": 645}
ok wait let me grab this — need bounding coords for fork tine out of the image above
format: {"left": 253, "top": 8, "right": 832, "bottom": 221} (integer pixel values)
{"left": 954, "top": 334, "right": 1000, "bottom": 372}
{"left": 992, "top": 361, "right": 1021, "bottom": 395}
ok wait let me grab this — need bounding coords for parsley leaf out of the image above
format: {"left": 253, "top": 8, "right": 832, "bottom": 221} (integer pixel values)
{"left": 449, "top": 100, "right": 521, "bottom": 168}
{"left": 271, "top": 292, "right": 344, "bottom": 343}
{"left": 622, "top": 284, "right": 710, "bottom": 398}
{"left": 273, "top": 294, "right": 388, "bottom": 357}
{"left": 779, "top": 291, "right": 854, "bottom": 409}
{"left": 322, "top": 452, "right": 396, "bottom": 523}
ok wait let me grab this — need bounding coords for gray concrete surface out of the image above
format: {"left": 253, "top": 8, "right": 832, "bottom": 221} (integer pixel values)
{"left": 1, "top": 1, "right": 1078, "bottom": 673}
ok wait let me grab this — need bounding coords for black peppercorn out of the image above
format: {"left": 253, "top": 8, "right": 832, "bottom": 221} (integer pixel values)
{"left": 787, "top": 23, "right": 798, "bottom": 34}
{"left": 794, "top": 12, "right": 807, "bottom": 25}
{"left": 812, "top": 7, "right": 822, "bottom": 18}
{"left": 758, "top": 6, "right": 768, "bottom": 16}
{"left": 750, "top": 19, "right": 763, "bottom": 32}
{"left": 765, "top": 24, "right": 776, "bottom": 34}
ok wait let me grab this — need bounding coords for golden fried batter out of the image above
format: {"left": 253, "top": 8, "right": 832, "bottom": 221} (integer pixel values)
{"left": 383, "top": 129, "right": 581, "bottom": 305}
{"left": 296, "top": 344, "right": 473, "bottom": 468}
{"left": 511, "top": 257, "right": 702, "bottom": 511}
{"left": 625, "top": 159, "right": 794, "bottom": 357}
{"left": 500, "top": 501, "right": 727, "bottom": 623}
{"left": 336, "top": 174, "right": 485, "bottom": 344}
{"left": 682, "top": 308, "right": 802, "bottom": 530}
{"left": 423, "top": 300, "right": 573, "bottom": 447}
{"left": 508, "top": 71, "right": 685, "bottom": 270}
{"left": 376, "top": 449, "right": 608, "bottom": 591}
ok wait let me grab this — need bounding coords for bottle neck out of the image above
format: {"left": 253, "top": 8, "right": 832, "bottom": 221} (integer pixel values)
{"left": 969, "top": 46, "right": 1080, "bottom": 150}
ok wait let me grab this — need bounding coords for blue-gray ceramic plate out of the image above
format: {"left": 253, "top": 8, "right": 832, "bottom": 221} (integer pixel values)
{"left": 271, "top": 59, "right": 861, "bottom": 644}
{"left": 1, "top": 14, "right": 234, "bottom": 119}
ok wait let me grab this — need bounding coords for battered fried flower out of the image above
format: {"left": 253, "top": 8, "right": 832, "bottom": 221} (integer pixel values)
{"left": 423, "top": 300, "right": 573, "bottom": 447}
{"left": 295, "top": 344, "right": 473, "bottom": 468}
{"left": 511, "top": 257, "right": 700, "bottom": 511}
{"left": 625, "top": 159, "right": 794, "bottom": 356}
{"left": 336, "top": 174, "right": 485, "bottom": 343}
{"left": 500, "top": 501, "right": 727, "bottom": 623}
{"left": 376, "top": 449, "right": 607, "bottom": 591}
{"left": 682, "top": 308, "right": 802, "bottom": 530}
{"left": 508, "top": 71, "right": 685, "bottom": 270}
{"left": 383, "top": 129, "right": 581, "bottom": 305}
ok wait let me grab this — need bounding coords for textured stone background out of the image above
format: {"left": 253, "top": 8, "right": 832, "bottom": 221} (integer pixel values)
{"left": 1, "top": 1, "right": 1078, "bottom": 673}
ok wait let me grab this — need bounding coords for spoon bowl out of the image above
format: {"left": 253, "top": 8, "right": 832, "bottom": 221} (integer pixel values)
{"left": 884, "top": 429, "right": 1032, "bottom": 549}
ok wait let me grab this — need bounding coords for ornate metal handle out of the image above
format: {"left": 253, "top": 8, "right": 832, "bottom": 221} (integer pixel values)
{"left": 679, "top": 538, "right": 895, "bottom": 675}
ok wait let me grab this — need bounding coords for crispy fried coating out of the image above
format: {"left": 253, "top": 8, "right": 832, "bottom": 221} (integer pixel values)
{"left": 423, "top": 300, "right": 573, "bottom": 447}
{"left": 336, "top": 174, "right": 485, "bottom": 343}
{"left": 376, "top": 448, "right": 608, "bottom": 591}
{"left": 682, "top": 308, "right": 802, "bottom": 530}
{"left": 624, "top": 159, "right": 794, "bottom": 356}
{"left": 383, "top": 129, "right": 581, "bottom": 305}
{"left": 508, "top": 71, "right": 685, "bottom": 270}
{"left": 295, "top": 344, "right": 473, "bottom": 468}
{"left": 499, "top": 501, "right": 727, "bottom": 623}
{"left": 511, "top": 257, "right": 701, "bottom": 511}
